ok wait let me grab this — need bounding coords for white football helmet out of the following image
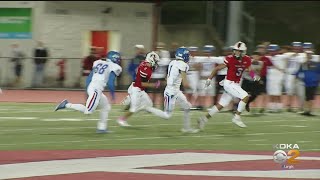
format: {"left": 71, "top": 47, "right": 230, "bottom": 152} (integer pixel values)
{"left": 146, "top": 51, "right": 160, "bottom": 68}
{"left": 233, "top": 41, "right": 247, "bottom": 58}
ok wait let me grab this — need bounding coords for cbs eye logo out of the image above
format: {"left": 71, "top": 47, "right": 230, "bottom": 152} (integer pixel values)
{"left": 273, "top": 149, "right": 300, "bottom": 164}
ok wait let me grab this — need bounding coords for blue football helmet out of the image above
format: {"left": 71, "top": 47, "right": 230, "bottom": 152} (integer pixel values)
{"left": 267, "top": 44, "right": 279, "bottom": 51}
{"left": 291, "top": 42, "right": 302, "bottom": 47}
{"left": 175, "top": 47, "right": 190, "bottom": 62}
{"left": 203, "top": 45, "right": 216, "bottom": 53}
{"left": 302, "top": 42, "right": 313, "bottom": 49}
{"left": 106, "top": 51, "right": 121, "bottom": 64}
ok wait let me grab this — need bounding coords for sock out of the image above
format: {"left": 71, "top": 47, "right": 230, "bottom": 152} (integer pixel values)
{"left": 237, "top": 101, "right": 247, "bottom": 113}
{"left": 183, "top": 109, "right": 191, "bottom": 130}
{"left": 208, "top": 106, "right": 219, "bottom": 117}
{"left": 66, "top": 103, "right": 86, "bottom": 112}
{"left": 145, "top": 107, "right": 170, "bottom": 119}
{"left": 97, "top": 110, "right": 108, "bottom": 130}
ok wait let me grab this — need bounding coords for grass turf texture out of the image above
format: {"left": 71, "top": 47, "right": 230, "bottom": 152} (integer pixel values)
{"left": 0, "top": 102, "right": 319, "bottom": 151}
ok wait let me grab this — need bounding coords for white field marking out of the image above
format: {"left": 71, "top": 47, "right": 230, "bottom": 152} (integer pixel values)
{"left": 0, "top": 131, "right": 319, "bottom": 147}
{"left": 0, "top": 119, "right": 318, "bottom": 133}
{"left": 42, "top": 118, "right": 103, "bottom": 121}
{"left": 248, "top": 139, "right": 268, "bottom": 142}
{"left": 0, "top": 153, "right": 320, "bottom": 179}
{"left": 0, "top": 115, "right": 318, "bottom": 125}
{"left": 250, "top": 144, "right": 272, "bottom": 146}
{"left": 0, "top": 110, "right": 75, "bottom": 113}
{"left": 273, "top": 125, "right": 308, "bottom": 128}
{"left": 0, "top": 124, "right": 175, "bottom": 133}
{"left": 297, "top": 140, "right": 313, "bottom": 143}
{"left": 0, "top": 117, "right": 38, "bottom": 120}
{"left": 302, "top": 149, "right": 320, "bottom": 151}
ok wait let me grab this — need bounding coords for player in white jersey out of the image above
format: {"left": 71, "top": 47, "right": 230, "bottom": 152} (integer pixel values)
{"left": 54, "top": 51, "right": 122, "bottom": 133}
{"left": 118, "top": 48, "right": 199, "bottom": 133}
{"left": 266, "top": 44, "right": 288, "bottom": 112}
{"left": 163, "top": 47, "right": 199, "bottom": 132}
{"left": 196, "top": 45, "right": 217, "bottom": 108}
{"left": 284, "top": 42, "right": 305, "bottom": 112}
{"left": 185, "top": 46, "right": 201, "bottom": 109}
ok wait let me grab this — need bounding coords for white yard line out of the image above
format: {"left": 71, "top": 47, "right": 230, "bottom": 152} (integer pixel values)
{"left": 297, "top": 140, "right": 313, "bottom": 143}
{"left": 248, "top": 139, "right": 268, "bottom": 142}
{"left": 273, "top": 125, "right": 308, "bottom": 128}
{"left": 0, "top": 131, "right": 319, "bottom": 147}
{"left": 0, "top": 117, "right": 38, "bottom": 120}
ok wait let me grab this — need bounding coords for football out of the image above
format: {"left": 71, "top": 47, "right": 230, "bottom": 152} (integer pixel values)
{"left": 273, "top": 150, "right": 287, "bottom": 164}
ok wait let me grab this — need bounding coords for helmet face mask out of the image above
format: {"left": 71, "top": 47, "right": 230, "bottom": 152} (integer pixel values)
{"left": 232, "top": 41, "right": 247, "bottom": 59}
{"left": 146, "top": 51, "right": 160, "bottom": 69}
{"left": 106, "top": 51, "right": 121, "bottom": 64}
{"left": 233, "top": 50, "right": 245, "bottom": 59}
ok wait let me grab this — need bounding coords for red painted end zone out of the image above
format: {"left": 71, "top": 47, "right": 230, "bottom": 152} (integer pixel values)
{"left": 1, "top": 150, "right": 319, "bottom": 180}
{"left": 13, "top": 172, "right": 308, "bottom": 180}
{"left": 0, "top": 150, "right": 319, "bottom": 165}
{"left": 146, "top": 159, "right": 320, "bottom": 171}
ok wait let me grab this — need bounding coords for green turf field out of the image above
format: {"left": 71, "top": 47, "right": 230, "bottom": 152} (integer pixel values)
{"left": 0, "top": 102, "right": 319, "bottom": 151}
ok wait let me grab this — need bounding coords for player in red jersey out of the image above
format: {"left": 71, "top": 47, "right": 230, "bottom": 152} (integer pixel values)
{"left": 198, "top": 41, "right": 260, "bottom": 129}
{"left": 117, "top": 51, "right": 169, "bottom": 127}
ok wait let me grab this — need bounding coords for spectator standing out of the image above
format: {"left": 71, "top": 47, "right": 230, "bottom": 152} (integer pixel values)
{"left": 10, "top": 43, "right": 25, "bottom": 87}
{"left": 169, "top": 42, "right": 179, "bottom": 59}
{"left": 32, "top": 41, "right": 49, "bottom": 87}
{"left": 56, "top": 58, "right": 66, "bottom": 87}
{"left": 295, "top": 51, "right": 320, "bottom": 116}
{"left": 127, "top": 45, "right": 145, "bottom": 81}
{"left": 80, "top": 47, "right": 100, "bottom": 88}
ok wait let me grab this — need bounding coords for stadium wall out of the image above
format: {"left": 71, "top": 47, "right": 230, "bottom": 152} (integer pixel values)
{"left": 0, "top": 1, "right": 153, "bottom": 87}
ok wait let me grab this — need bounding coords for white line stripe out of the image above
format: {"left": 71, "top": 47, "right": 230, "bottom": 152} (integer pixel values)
{"left": 0, "top": 131, "right": 319, "bottom": 147}
{"left": 42, "top": 118, "right": 101, "bottom": 121}
{"left": 296, "top": 140, "right": 313, "bottom": 143}
{"left": 248, "top": 139, "right": 267, "bottom": 142}
{"left": 0, "top": 117, "right": 38, "bottom": 120}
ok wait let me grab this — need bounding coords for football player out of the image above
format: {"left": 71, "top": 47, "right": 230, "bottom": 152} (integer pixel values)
{"left": 198, "top": 41, "right": 259, "bottom": 129}
{"left": 54, "top": 51, "right": 122, "bottom": 133}
{"left": 117, "top": 51, "right": 169, "bottom": 127}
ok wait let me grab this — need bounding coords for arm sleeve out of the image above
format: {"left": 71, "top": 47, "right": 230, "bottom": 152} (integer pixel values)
{"left": 107, "top": 72, "right": 117, "bottom": 100}
{"left": 223, "top": 57, "right": 229, "bottom": 67}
